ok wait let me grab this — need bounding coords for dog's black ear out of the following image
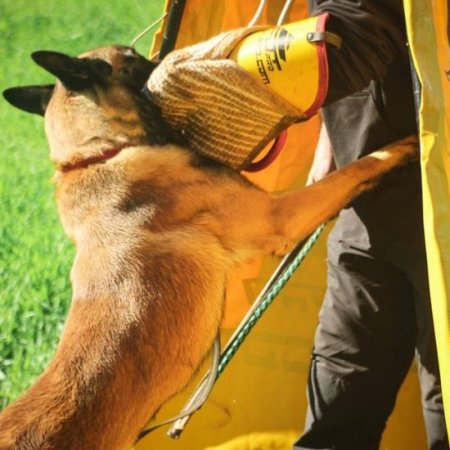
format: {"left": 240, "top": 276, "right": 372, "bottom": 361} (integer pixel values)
{"left": 3, "top": 85, "right": 54, "bottom": 116}
{"left": 31, "top": 51, "right": 112, "bottom": 91}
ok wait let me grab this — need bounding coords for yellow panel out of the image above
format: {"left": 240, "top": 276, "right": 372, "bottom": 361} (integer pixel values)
{"left": 404, "top": 0, "right": 450, "bottom": 437}
{"left": 151, "top": 0, "right": 308, "bottom": 54}
{"left": 138, "top": 1, "right": 429, "bottom": 449}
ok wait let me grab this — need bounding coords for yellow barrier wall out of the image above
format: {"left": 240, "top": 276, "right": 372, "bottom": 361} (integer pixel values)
{"left": 134, "top": 1, "right": 442, "bottom": 448}
{"left": 404, "top": 0, "right": 450, "bottom": 437}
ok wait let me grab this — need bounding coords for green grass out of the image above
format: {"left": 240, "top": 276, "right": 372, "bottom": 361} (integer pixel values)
{"left": 0, "top": 0, "right": 165, "bottom": 408}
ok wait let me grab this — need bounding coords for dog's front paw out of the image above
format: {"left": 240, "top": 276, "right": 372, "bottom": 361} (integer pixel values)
{"left": 370, "top": 135, "right": 419, "bottom": 166}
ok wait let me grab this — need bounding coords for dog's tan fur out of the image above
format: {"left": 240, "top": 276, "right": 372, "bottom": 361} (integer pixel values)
{"left": 0, "top": 45, "right": 417, "bottom": 450}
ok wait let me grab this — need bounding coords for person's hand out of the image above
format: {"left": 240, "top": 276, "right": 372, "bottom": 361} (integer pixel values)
{"left": 306, "top": 122, "right": 336, "bottom": 185}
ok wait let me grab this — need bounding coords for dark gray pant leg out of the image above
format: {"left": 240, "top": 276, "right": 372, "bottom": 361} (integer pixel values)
{"left": 387, "top": 204, "right": 448, "bottom": 450}
{"left": 293, "top": 211, "right": 417, "bottom": 450}
{"left": 294, "top": 183, "right": 448, "bottom": 449}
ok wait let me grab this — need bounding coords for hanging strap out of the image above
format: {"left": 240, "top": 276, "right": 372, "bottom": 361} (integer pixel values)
{"left": 159, "top": 0, "right": 188, "bottom": 58}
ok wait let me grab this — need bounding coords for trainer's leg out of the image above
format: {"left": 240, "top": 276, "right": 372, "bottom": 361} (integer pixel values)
{"left": 293, "top": 211, "right": 417, "bottom": 450}
{"left": 388, "top": 197, "right": 449, "bottom": 450}
{"left": 416, "top": 306, "right": 449, "bottom": 450}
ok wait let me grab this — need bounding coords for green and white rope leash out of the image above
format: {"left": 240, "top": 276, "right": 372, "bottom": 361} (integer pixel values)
{"left": 159, "top": 223, "right": 327, "bottom": 440}
{"left": 217, "top": 223, "right": 326, "bottom": 376}
{"left": 137, "top": 225, "right": 325, "bottom": 443}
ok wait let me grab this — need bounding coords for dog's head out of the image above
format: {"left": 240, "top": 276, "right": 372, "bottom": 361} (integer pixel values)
{"left": 3, "top": 46, "right": 175, "bottom": 168}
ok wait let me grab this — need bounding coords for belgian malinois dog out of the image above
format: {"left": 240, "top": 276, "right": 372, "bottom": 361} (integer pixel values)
{"left": 1, "top": 45, "right": 417, "bottom": 449}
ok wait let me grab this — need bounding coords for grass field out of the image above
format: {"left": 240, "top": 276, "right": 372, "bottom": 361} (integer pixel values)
{"left": 0, "top": 0, "right": 165, "bottom": 409}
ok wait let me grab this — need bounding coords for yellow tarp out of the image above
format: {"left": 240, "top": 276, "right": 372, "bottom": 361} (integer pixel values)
{"left": 135, "top": 1, "right": 449, "bottom": 448}
{"left": 404, "top": 0, "right": 450, "bottom": 437}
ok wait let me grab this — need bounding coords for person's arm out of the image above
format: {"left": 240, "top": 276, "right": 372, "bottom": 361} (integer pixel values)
{"left": 310, "top": 0, "right": 408, "bottom": 103}
{"left": 306, "top": 121, "right": 336, "bottom": 185}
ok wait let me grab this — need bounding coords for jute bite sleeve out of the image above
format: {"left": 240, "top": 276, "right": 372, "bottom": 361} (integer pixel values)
{"left": 146, "top": 28, "right": 304, "bottom": 170}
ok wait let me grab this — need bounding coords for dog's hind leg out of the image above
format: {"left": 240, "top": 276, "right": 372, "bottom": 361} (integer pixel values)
{"left": 0, "top": 229, "right": 231, "bottom": 450}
